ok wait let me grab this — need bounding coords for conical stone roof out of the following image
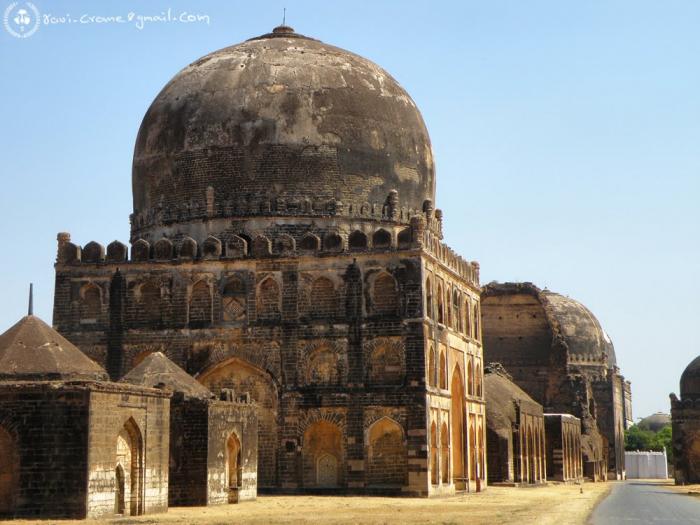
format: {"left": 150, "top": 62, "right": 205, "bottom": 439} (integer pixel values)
{"left": 121, "top": 351, "right": 211, "bottom": 399}
{"left": 0, "top": 315, "right": 108, "bottom": 381}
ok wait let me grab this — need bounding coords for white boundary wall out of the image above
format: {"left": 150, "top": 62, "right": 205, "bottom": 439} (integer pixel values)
{"left": 625, "top": 450, "right": 668, "bottom": 479}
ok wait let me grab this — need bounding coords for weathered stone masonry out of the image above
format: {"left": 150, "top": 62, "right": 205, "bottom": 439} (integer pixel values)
{"left": 50, "top": 24, "right": 487, "bottom": 498}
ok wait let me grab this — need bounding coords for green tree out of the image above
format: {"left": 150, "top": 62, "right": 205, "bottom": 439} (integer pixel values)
{"left": 625, "top": 425, "right": 655, "bottom": 451}
{"left": 624, "top": 424, "right": 673, "bottom": 462}
{"left": 652, "top": 425, "right": 673, "bottom": 462}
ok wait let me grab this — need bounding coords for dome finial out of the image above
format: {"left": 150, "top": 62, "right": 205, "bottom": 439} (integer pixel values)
{"left": 28, "top": 282, "right": 33, "bottom": 316}
{"left": 273, "top": 9, "right": 294, "bottom": 35}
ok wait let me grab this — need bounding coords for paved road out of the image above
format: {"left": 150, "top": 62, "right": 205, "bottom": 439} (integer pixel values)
{"left": 590, "top": 481, "right": 700, "bottom": 524}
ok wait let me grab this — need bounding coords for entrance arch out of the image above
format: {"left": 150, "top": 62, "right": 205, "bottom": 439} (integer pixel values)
{"left": 0, "top": 426, "right": 18, "bottom": 516}
{"left": 198, "top": 357, "right": 278, "bottom": 488}
{"left": 226, "top": 433, "right": 242, "bottom": 503}
{"left": 115, "top": 464, "right": 125, "bottom": 515}
{"left": 302, "top": 420, "right": 342, "bottom": 488}
{"left": 115, "top": 418, "right": 143, "bottom": 516}
{"left": 451, "top": 367, "right": 466, "bottom": 489}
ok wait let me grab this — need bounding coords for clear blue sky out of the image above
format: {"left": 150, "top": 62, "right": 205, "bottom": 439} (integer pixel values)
{"left": 1, "top": 1, "right": 698, "bottom": 420}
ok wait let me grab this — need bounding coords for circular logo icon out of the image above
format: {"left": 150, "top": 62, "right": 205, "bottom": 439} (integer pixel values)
{"left": 3, "top": 2, "right": 40, "bottom": 38}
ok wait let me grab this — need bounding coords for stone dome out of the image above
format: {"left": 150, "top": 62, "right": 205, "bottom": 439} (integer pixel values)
{"left": 638, "top": 412, "right": 671, "bottom": 432}
{"left": 680, "top": 355, "right": 700, "bottom": 399}
{"left": 482, "top": 282, "right": 617, "bottom": 369}
{"left": 132, "top": 25, "right": 435, "bottom": 237}
{"left": 540, "top": 290, "right": 617, "bottom": 368}
{"left": 0, "top": 315, "right": 108, "bottom": 382}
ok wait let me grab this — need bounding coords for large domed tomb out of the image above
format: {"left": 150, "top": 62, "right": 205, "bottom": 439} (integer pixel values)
{"left": 132, "top": 26, "right": 435, "bottom": 240}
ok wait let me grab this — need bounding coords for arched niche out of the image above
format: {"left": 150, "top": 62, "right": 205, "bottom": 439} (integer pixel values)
{"left": 366, "top": 417, "right": 407, "bottom": 487}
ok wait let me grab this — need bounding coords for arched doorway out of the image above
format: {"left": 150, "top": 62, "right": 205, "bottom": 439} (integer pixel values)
{"left": 115, "top": 464, "right": 125, "bottom": 515}
{"left": 115, "top": 418, "right": 143, "bottom": 516}
{"left": 226, "top": 433, "right": 242, "bottom": 503}
{"left": 302, "top": 420, "right": 342, "bottom": 488}
{"left": 451, "top": 368, "right": 466, "bottom": 489}
{"left": 0, "top": 426, "right": 18, "bottom": 516}
{"left": 316, "top": 454, "right": 339, "bottom": 487}
{"left": 198, "top": 358, "right": 278, "bottom": 488}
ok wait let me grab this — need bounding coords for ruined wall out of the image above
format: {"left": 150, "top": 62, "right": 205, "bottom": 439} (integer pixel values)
{"left": 85, "top": 385, "right": 170, "bottom": 519}
{"left": 592, "top": 375, "right": 626, "bottom": 479}
{"left": 0, "top": 383, "right": 91, "bottom": 519}
{"left": 481, "top": 292, "right": 555, "bottom": 404}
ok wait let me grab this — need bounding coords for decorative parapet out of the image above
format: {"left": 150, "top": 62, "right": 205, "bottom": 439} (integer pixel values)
{"left": 422, "top": 228, "right": 480, "bottom": 287}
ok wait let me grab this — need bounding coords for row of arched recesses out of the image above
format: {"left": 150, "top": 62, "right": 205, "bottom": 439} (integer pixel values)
{"left": 301, "top": 417, "right": 408, "bottom": 488}
{"left": 0, "top": 426, "right": 18, "bottom": 516}
{"left": 78, "top": 270, "right": 401, "bottom": 328}
{"left": 518, "top": 421, "right": 546, "bottom": 484}
{"left": 115, "top": 418, "right": 143, "bottom": 516}
{"left": 563, "top": 427, "right": 582, "bottom": 480}
{"left": 428, "top": 368, "right": 484, "bottom": 488}
{"left": 427, "top": 346, "right": 482, "bottom": 397}
{"left": 425, "top": 277, "right": 480, "bottom": 341}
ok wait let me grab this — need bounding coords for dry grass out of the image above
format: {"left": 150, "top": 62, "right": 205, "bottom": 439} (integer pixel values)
{"left": 4, "top": 482, "right": 612, "bottom": 525}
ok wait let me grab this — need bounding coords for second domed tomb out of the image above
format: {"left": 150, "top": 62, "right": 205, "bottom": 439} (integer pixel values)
{"left": 481, "top": 282, "right": 630, "bottom": 480}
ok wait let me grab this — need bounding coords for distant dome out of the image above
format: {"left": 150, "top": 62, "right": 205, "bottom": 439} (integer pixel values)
{"left": 541, "top": 291, "right": 616, "bottom": 368}
{"left": 0, "top": 315, "right": 108, "bottom": 382}
{"left": 482, "top": 282, "right": 617, "bottom": 369}
{"left": 638, "top": 412, "right": 670, "bottom": 432}
{"left": 681, "top": 355, "right": 700, "bottom": 399}
{"left": 122, "top": 352, "right": 212, "bottom": 399}
{"left": 132, "top": 25, "right": 435, "bottom": 237}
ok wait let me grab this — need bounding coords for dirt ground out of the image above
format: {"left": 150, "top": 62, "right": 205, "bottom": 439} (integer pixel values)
{"left": 4, "top": 482, "right": 613, "bottom": 525}
{"left": 666, "top": 481, "right": 700, "bottom": 497}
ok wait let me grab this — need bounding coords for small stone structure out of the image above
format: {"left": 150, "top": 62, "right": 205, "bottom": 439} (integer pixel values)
{"left": 544, "top": 414, "right": 583, "bottom": 482}
{"left": 484, "top": 364, "right": 546, "bottom": 485}
{"left": 0, "top": 315, "right": 170, "bottom": 519}
{"left": 670, "top": 356, "right": 700, "bottom": 483}
{"left": 121, "top": 352, "right": 258, "bottom": 505}
{"left": 481, "top": 282, "right": 631, "bottom": 480}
